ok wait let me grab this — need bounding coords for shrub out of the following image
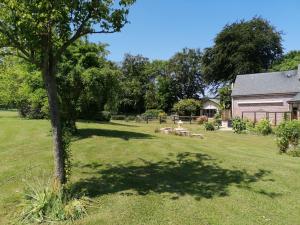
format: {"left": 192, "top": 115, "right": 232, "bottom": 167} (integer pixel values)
{"left": 196, "top": 115, "right": 208, "bottom": 125}
{"left": 245, "top": 119, "right": 255, "bottom": 133}
{"left": 232, "top": 117, "right": 246, "bottom": 133}
{"left": 20, "top": 180, "right": 89, "bottom": 223}
{"left": 276, "top": 120, "right": 300, "bottom": 153}
{"left": 256, "top": 119, "right": 272, "bottom": 135}
{"left": 287, "top": 149, "right": 300, "bottom": 157}
{"left": 204, "top": 122, "right": 215, "bottom": 131}
{"left": 213, "top": 112, "right": 222, "bottom": 126}
{"left": 142, "top": 109, "right": 165, "bottom": 118}
{"left": 173, "top": 99, "right": 202, "bottom": 116}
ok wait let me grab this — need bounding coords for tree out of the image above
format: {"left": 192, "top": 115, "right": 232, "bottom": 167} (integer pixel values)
{"left": 0, "top": 56, "right": 48, "bottom": 117}
{"left": 144, "top": 60, "right": 170, "bottom": 110}
{"left": 218, "top": 86, "right": 232, "bottom": 110}
{"left": 173, "top": 99, "right": 202, "bottom": 116}
{"left": 119, "top": 54, "right": 150, "bottom": 114}
{"left": 202, "top": 17, "right": 283, "bottom": 83}
{"left": 0, "top": 0, "right": 135, "bottom": 185}
{"left": 57, "top": 40, "right": 120, "bottom": 132}
{"left": 168, "top": 48, "right": 205, "bottom": 99}
{"left": 270, "top": 51, "right": 300, "bottom": 72}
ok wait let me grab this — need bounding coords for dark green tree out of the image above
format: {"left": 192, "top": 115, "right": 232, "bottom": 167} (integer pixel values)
{"left": 119, "top": 54, "right": 150, "bottom": 114}
{"left": 202, "top": 17, "right": 283, "bottom": 83}
{"left": 0, "top": 0, "right": 135, "bottom": 185}
{"left": 168, "top": 48, "right": 205, "bottom": 99}
{"left": 144, "top": 60, "right": 171, "bottom": 111}
{"left": 57, "top": 40, "right": 120, "bottom": 132}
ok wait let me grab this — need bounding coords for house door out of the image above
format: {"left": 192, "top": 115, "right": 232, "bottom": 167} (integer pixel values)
{"left": 292, "top": 107, "right": 298, "bottom": 120}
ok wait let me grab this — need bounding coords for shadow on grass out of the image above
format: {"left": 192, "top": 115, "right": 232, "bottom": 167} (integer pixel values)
{"left": 71, "top": 152, "right": 275, "bottom": 200}
{"left": 76, "top": 128, "right": 153, "bottom": 141}
{"left": 77, "top": 120, "right": 138, "bottom": 127}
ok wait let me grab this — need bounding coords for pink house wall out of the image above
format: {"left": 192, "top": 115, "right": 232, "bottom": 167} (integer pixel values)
{"left": 232, "top": 94, "right": 295, "bottom": 124}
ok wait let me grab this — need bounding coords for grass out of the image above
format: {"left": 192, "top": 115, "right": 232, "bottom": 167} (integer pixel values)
{"left": 1, "top": 110, "right": 300, "bottom": 225}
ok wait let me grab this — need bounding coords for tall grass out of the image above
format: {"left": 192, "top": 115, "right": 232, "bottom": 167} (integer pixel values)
{"left": 20, "top": 178, "right": 89, "bottom": 224}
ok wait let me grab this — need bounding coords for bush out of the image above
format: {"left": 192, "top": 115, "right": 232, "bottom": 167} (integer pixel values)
{"left": 213, "top": 112, "right": 222, "bottom": 126}
{"left": 232, "top": 117, "right": 246, "bottom": 133}
{"left": 256, "top": 119, "right": 272, "bottom": 135}
{"left": 142, "top": 109, "right": 165, "bottom": 118}
{"left": 173, "top": 99, "right": 202, "bottom": 116}
{"left": 245, "top": 119, "right": 255, "bottom": 133}
{"left": 204, "top": 122, "right": 215, "bottom": 131}
{"left": 196, "top": 115, "right": 208, "bottom": 125}
{"left": 276, "top": 120, "right": 300, "bottom": 153}
{"left": 94, "top": 111, "right": 111, "bottom": 122}
{"left": 20, "top": 180, "right": 89, "bottom": 223}
{"left": 287, "top": 149, "right": 300, "bottom": 157}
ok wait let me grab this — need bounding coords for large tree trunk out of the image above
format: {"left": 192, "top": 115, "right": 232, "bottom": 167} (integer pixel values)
{"left": 42, "top": 50, "right": 66, "bottom": 185}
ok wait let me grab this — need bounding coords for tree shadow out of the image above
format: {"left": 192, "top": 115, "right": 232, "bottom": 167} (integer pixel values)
{"left": 71, "top": 152, "right": 276, "bottom": 200}
{"left": 75, "top": 128, "right": 153, "bottom": 141}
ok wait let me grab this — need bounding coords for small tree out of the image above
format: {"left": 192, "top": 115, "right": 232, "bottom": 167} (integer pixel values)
{"left": 0, "top": 0, "right": 135, "bottom": 185}
{"left": 173, "top": 99, "right": 202, "bottom": 116}
{"left": 219, "top": 86, "right": 232, "bottom": 110}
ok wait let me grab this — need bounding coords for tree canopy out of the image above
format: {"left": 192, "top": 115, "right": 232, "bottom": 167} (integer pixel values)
{"left": 169, "top": 48, "right": 205, "bottom": 99}
{"left": 270, "top": 51, "right": 300, "bottom": 72}
{"left": 0, "top": 0, "right": 135, "bottom": 185}
{"left": 202, "top": 17, "right": 283, "bottom": 83}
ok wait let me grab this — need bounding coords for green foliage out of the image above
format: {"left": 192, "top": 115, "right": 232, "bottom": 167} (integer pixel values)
{"left": 287, "top": 149, "right": 300, "bottom": 157}
{"left": 142, "top": 109, "right": 165, "bottom": 118}
{"left": 0, "top": 56, "right": 48, "bottom": 119}
{"left": 256, "top": 119, "right": 272, "bottom": 136}
{"left": 204, "top": 122, "right": 215, "bottom": 131}
{"left": 213, "top": 112, "right": 222, "bottom": 126}
{"left": 119, "top": 54, "right": 150, "bottom": 114}
{"left": 20, "top": 180, "right": 88, "bottom": 223}
{"left": 145, "top": 60, "right": 174, "bottom": 112}
{"left": 271, "top": 51, "right": 300, "bottom": 71}
{"left": 61, "top": 127, "right": 72, "bottom": 182}
{"left": 219, "top": 86, "right": 232, "bottom": 110}
{"left": 275, "top": 120, "right": 300, "bottom": 153}
{"left": 156, "top": 74, "right": 177, "bottom": 113}
{"left": 202, "top": 17, "right": 283, "bottom": 83}
{"left": 196, "top": 115, "right": 208, "bottom": 125}
{"left": 173, "top": 99, "right": 202, "bottom": 116}
{"left": 58, "top": 40, "right": 120, "bottom": 127}
{"left": 232, "top": 117, "right": 246, "bottom": 134}
{"left": 245, "top": 119, "right": 256, "bottom": 133}
{"left": 168, "top": 48, "right": 205, "bottom": 99}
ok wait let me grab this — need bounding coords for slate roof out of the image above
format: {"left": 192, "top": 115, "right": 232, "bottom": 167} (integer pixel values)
{"left": 232, "top": 70, "right": 300, "bottom": 96}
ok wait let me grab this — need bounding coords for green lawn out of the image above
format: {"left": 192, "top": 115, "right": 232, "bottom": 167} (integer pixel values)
{"left": 1, "top": 111, "right": 300, "bottom": 225}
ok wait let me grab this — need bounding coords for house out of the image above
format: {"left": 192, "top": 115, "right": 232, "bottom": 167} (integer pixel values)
{"left": 231, "top": 64, "right": 300, "bottom": 124}
{"left": 199, "top": 98, "right": 220, "bottom": 118}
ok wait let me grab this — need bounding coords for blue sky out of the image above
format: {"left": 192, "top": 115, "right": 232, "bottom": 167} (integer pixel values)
{"left": 89, "top": 0, "right": 300, "bottom": 62}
